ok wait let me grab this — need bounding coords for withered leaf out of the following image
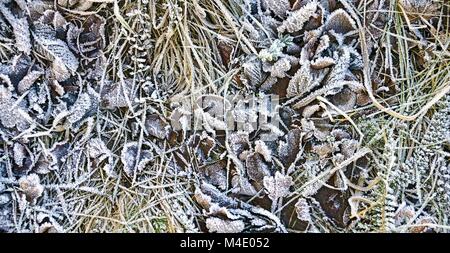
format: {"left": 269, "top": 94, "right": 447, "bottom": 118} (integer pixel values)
{"left": 263, "top": 171, "right": 293, "bottom": 201}
{"left": 33, "top": 23, "right": 79, "bottom": 81}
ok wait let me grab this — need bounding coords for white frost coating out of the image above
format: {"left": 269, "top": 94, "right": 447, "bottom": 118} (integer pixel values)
{"left": 277, "top": 1, "right": 319, "bottom": 33}
{"left": 311, "top": 56, "right": 335, "bottom": 69}
{"left": 33, "top": 24, "right": 79, "bottom": 80}
{"left": 295, "top": 198, "right": 312, "bottom": 222}
{"left": 205, "top": 217, "right": 245, "bottom": 233}
{"left": 263, "top": 171, "right": 293, "bottom": 201}
{"left": 0, "top": 4, "right": 31, "bottom": 55}
{"left": 18, "top": 174, "right": 44, "bottom": 202}
{"left": 254, "top": 140, "right": 272, "bottom": 162}
{"left": 265, "top": 57, "right": 291, "bottom": 78}
{"left": 264, "top": 0, "right": 290, "bottom": 17}
{"left": 324, "top": 9, "right": 357, "bottom": 34}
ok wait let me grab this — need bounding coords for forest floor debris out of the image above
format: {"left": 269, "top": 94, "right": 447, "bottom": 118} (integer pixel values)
{"left": 0, "top": 0, "right": 449, "bottom": 233}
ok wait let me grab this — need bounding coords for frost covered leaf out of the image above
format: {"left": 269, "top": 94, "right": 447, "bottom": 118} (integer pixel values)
{"left": 121, "top": 142, "right": 138, "bottom": 177}
{"left": 277, "top": 1, "right": 319, "bottom": 33}
{"left": 263, "top": 171, "right": 293, "bottom": 201}
{"left": 190, "top": 132, "right": 216, "bottom": 160}
{"left": 18, "top": 70, "right": 43, "bottom": 94}
{"left": 13, "top": 17, "right": 32, "bottom": 55}
{"left": 264, "top": 0, "right": 290, "bottom": 17}
{"left": 231, "top": 173, "right": 258, "bottom": 196}
{"left": 52, "top": 58, "right": 72, "bottom": 82}
{"left": 0, "top": 193, "right": 10, "bottom": 206}
{"left": 0, "top": 3, "right": 31, "bottom": 55}
{"left": 145, "top": 114, "right": 169, "bottom": 139}
{"left": 286, "top": 63, "right": 314, "bottom": 98}
{"left": 295, "top": 198, "right": 311, "bottom": 222}
{"left": 67, "top": 14, "right": 106, "bottom": 59}
{"left": 194, "top": 182, "right": 238, "bottom": 211}
{"left": 399, "top": 0, "right": 440, "bottom": 19}
{"left": 88, "top": 138, "right": 111, "bottom": 159}
{"left": 312, "top": 142, "right": 334, "bottom": 159}
{"left": 311, "top": 57, "right": 335, "bottom": 70}
{"left": 231, "top": 100, "right": 258, "bottom": 132}
{"left": 315, "top": 35, "right": 330, "bottom": 56}
{"left": 409, "top": 216, "right": 436, "bottom": 233}
{"left": 12, "top": 142, "right": 34, "bottom": 175}
{"left": 324, "top": 9, "right": 357, "bottom": 35}
{"left": 87, "top": 138, "right": 113, "bottom": 175}
{"left": 120, "top": 142, "right": 153, "bottom": 177}
{"left": 194, "top": 182, "right": 287, "bottom": 232}
{"left": 324, "top": 47, "right": 352, "bottom": 89}
{"left": 241, "top": 56, "right": 264, "bottom": 87}
{"left": 278, "top": 128, "right": 302, "bottom": 166}
{"left": 254, "top": 140, "right": 272, "bottom": 162}
{"left": 18, "top": 174, "right": 44, "bottom": 202}
{"left": 200, "top": 160, "right": 227, "bottom": 190}
{"left": 205, "top": 217, "right": 245, "bottom": 233}
{"left": 57, "top": 0, "right": 97, "bottom": 11}
{"left": 258, "top": 38, "right": 291, "bottom": 62}
{"left": 264, "top": 57, "right": 291, "bottom": 78}
{"left": 0, "top": 93, "right": 31, "bottom": 132}
{"left": 302, "top": 104, "right": 321, "bottom": 118}
{"left": 67, "top": 86, "right": 99, "bottom": 130}
{"left": 38, "top": 222, "right": 60, "bottom": 233}
{"left": 100, "top": 80, "right": 136, "bottom": 109}
{"left": 245, "top": 152, "right": 271, "bottom": 182}
{"left": 33, "top": 23, "right": 79, "bottom": 81}
{"left": 329, "top": 88, "right": 356, "bottom": 111}
{"left": 228, "top": 132, "right": 251, "bottom": 158}
{"left": 196, "top": 108, "right": 228, "bottom": 134}
{"left": 39, "top": 10, "right": 68, "bottom": 29}
{"left": 34, "top": 140, "right": 70, "bottom": 173}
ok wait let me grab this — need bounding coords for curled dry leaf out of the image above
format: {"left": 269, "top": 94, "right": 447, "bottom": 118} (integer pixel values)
{"left": 323, "top": 9, "right": 357, "bottom": 35}
{"left": 254, "top": 140, "right": 272, "bottom": 162}
{"left": 278, "top": 128, "right": 303, "bottom": 166}
{"left": 189, "top": 132, "right": 216, "bottom": 160}
{"left": 17, "top": 70, "right": 43, "bottom": 94}
{"left": 87, "top": 137, "right": 113, "bottom": 174}
{"left": 38, "top": 222, "right": 60, "bottom": 233}
{"left": 311, "top": 57, "right": 335, "bottom": 70}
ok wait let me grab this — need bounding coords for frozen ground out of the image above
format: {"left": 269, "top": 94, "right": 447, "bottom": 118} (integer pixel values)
{"left": 0, "top": 0, "right": 449, "bottom": 233}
